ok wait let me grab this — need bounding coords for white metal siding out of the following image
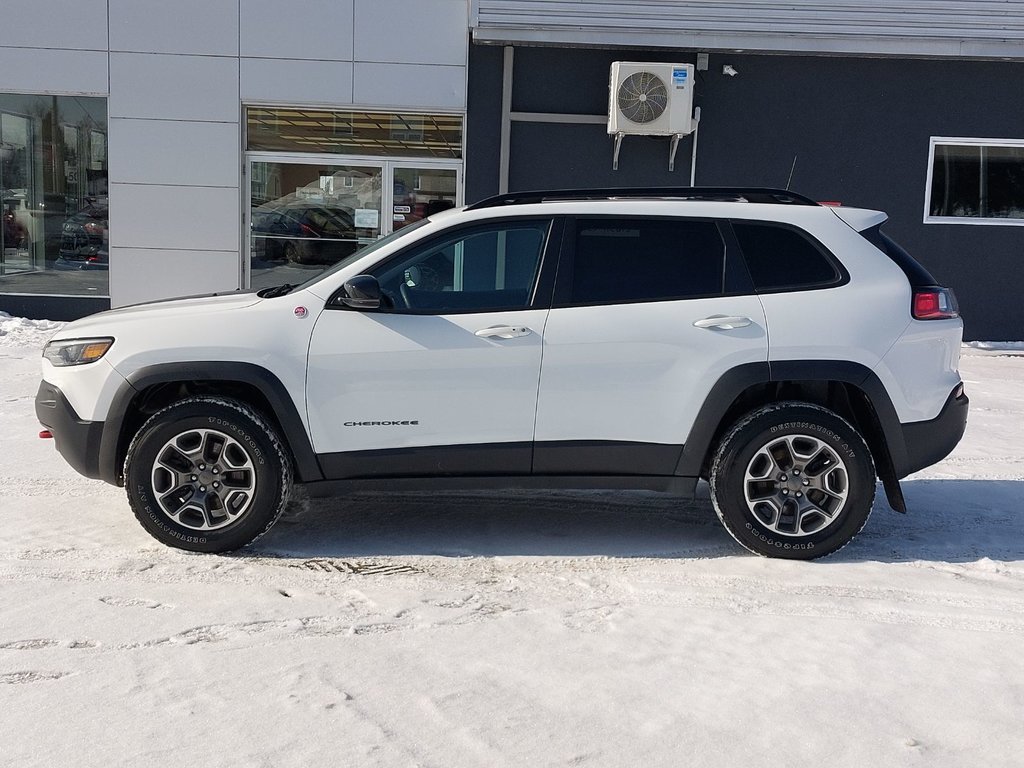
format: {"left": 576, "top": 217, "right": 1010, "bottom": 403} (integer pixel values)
{"left": 0, "top": 0, "right": 468, "bottom": 307}
{"left": 472, "top": 0, "right": 1024, "bottom": 58}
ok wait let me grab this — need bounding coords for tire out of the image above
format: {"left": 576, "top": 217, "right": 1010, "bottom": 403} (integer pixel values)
{"left": 124, "top": 397, "right": 293, "bottom": 553}
{"left": 709, "top": 401, "right": 875, "bottom": 560}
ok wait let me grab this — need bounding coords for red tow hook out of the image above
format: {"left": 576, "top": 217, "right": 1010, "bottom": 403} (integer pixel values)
{"left": 39, "top": 430, "right": 53, "bottom": 439}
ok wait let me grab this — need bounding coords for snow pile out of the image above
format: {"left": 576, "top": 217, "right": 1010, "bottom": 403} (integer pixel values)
{"left": 966, "top": 340, "right": 1024, "bottom": 351}
{"left": 0, "top": 312, "right": 63, "bottom": 349}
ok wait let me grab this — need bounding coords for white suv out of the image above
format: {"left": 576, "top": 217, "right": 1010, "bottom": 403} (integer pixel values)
{"left": 35, "top": 188, "right": 968, "bottom": 559}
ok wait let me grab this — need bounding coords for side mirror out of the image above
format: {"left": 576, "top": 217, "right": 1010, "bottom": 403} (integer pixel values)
{"left": 340, "top": 274, "right": 382, "bottom": 310}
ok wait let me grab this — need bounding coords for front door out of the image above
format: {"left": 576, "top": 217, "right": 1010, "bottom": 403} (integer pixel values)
{"left": 305, "top": 218, "right": 558, "bottom": 479}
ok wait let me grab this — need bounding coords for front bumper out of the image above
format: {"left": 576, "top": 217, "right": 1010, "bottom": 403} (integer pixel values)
{"left": 35, "top": 381, "right": 105, "bottom": 481}
{"left": 899, "top": 384, "right": 969, "bottom": 478}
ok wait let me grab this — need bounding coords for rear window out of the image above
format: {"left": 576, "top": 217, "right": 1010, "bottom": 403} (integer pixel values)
{"left": 732, "top": 222, "right": 842, "bottom": 291}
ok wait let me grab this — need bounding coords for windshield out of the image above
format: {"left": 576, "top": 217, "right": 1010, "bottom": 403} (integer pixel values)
{"left": 295, "top": 218, "right": 433, "bottom": 292}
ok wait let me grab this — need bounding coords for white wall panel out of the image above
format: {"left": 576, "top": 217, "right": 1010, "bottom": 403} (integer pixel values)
{"left": 109, "top": 119, "right": 240, "bottom": 187}
{"left": 109, "top": 248, "right": 240, "bottom": 306}
{"left": 110, "top": 0, "right": 239, "bottom": 56}
{"left": 0, "top": 0, "right": 107, "bottom": 51}
{"left": 0, "top": 47, "right": 108, "bottom": 95}
{"left": 241, "top": 0, "right": 354, "bottom": 61}
{"left": 110, "top": 53, "right": 240, "bottom": 121}
{"left": 240, "top": 58, "right": 354, "bottom": 105}
{"left": 109, "top": 183, "right": 240, "bottom": 252}
{"left": 353, "top": 63, "right": 465, "bottom": 109}
{"left": 355, "top": 0, "right": 467, "bottom": 65}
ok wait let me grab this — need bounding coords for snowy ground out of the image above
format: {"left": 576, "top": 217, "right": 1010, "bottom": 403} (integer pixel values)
{"left": 1, "top": 315, "right": 1022, "bottom": 767}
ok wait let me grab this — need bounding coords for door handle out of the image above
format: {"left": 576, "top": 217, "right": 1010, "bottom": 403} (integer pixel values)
{"left": 475, "top": 325, "right": 532, "bottom": 339}
{"left": 693, "top": 315, "right": 752, "bottom": 330}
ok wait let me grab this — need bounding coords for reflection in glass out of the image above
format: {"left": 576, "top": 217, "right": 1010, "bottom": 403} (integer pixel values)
{"left": 250, "top": 162, "right": 383, "bottom": 290}
{"left": 392, "top": 167, "right": 458, "bottom": 231}
{"left": 1, "top": 94, "right": 108, "bottom": 296}
{"left": 247, "top": 108, "right": 462, "bottom": 159}
{"left": 930, "top": 143, "right": 1024, "bottom": 219}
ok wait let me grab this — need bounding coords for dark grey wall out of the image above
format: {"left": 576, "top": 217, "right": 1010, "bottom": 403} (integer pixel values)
{"left": 466, "top": 44, "right": 1024, "bottom": 340}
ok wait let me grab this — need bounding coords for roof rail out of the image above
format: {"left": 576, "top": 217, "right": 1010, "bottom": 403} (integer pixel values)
{"left": 465, "top": 186, "right": 819, "bottom": 210}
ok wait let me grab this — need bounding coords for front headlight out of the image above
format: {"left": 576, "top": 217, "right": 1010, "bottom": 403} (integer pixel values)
{"left": 43, "top": 337, "right": 114, "bottom": 366}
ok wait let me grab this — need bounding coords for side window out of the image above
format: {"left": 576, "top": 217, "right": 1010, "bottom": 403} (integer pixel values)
{"left": 371, "top": 220, "right": 549, "bottom": 312}
{"left": 732, "top": 222, "right": 841, "bottom": 291}
{"left": 569, "top": 218, "right": 724, "bottom": 304}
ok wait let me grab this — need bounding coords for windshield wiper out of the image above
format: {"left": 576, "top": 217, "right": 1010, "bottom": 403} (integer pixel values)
{"left": 257, "top": 283, "right": 294, "bottom": 298}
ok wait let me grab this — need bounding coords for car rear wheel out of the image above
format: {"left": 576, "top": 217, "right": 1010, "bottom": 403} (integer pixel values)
{"left": 124, "top": 397, "right": 292, "bottom": 552}
{"left": 709, "top": 402, "right": 875, "bottom": 560}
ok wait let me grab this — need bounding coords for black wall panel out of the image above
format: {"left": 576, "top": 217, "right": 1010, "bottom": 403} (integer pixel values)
{"left": 467, "top": 44, "right": 1024, "bottom": 340}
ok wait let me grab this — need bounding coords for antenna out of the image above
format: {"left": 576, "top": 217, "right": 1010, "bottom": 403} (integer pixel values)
{"left": 786, "top": 155, "right": 798, "bottom": 191}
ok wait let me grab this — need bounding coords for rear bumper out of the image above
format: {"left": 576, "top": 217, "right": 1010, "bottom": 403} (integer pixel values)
{"left": 35, "top": 381, "right": 105, "bottom": 481}
{"left": 899, "top": 385, "right": 969, "bottom": 478}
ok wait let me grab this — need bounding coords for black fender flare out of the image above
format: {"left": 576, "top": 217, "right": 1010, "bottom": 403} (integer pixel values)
{"left": 675, "top": 360, "right": 908, "bottom": 512}
{"left": 99, "top": 362, "right": 323, "bottom": 486}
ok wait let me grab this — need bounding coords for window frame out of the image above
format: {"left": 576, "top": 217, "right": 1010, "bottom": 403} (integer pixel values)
{"left": 327, "top": 216, "right": 562, "bottom": 315}
{"left": 551, "top": 215, "right": 743, "bottom": 309}
{"left": 924, "top": 136, "right": 1024, "bottom": 227}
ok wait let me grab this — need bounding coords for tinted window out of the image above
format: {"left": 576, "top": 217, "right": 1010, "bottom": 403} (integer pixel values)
{"left": 570, "top": 219, "right": 724, "bottom": 304}
{"left": 928, "top": 142, "right": 1024, "bottom": 220}
{"left": 371, "top": 221, "right": 548, "bottom": 312}
{"left": 732, "top": 222, "right": 840, "bottom": 291}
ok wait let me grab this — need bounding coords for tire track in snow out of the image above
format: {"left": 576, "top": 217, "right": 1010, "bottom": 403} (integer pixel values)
{"left": 4, "top": 550, "right": 1024, "bottom": 639}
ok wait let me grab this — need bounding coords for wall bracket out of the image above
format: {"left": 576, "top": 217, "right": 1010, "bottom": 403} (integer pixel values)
{"left": 612, "top": 132, "right": 625, "bottom": 171}
{"left": 668, "top": 134, "right": 683, "bottom": 172}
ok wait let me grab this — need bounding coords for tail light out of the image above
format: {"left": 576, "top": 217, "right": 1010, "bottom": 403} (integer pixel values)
{"left": 912, "top": 287, "right": 959, "bottom": 320}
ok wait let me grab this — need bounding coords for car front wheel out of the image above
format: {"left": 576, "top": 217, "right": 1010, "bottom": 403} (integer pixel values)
{"left": 124, "top": 396, "right": 292, "bottom": 553}
{"left": 709, "top": 402, "right": 875, "bottom": 560}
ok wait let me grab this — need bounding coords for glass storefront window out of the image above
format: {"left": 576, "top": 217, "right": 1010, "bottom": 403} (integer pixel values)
{"left": 1, "top": 93, "right": 108, "bottom": 296}
{"left": 246, "top": 108, "right": 463, "bottom": 289}
{"left": 247, "top": 108, "right": 462, "bottom": 159}
{"left": 250, "top": 161, "right": 384, "bottom": 290}
{"left": 392, "top": 166, "right": 458, "bottom": 231}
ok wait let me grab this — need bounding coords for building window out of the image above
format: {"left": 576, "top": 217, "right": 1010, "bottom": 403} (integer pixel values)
{"left": 926, "top": 137, "right": 1024, "bottom": 225}
{"left": 247, "top": 108, "right": 462, "bottom": 159}
{"left": 1, "top": 93, "right": 108, "bottom": 296}
{"left": 245, "top": 107, "right": 463, "bottom": 291}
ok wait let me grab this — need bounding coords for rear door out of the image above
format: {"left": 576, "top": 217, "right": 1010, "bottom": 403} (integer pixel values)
{"left": 533, "top": 216, "right": 768, "bottom": 475}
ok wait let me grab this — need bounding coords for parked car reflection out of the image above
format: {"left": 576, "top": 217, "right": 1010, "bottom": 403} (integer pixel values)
{"left": 56, "top": 198, "right": 108, "bottom": 270}
{"left": 251, "top": 197, "right": 360, "bottom": 265}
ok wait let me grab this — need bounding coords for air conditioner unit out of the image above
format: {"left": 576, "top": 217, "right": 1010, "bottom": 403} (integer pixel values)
{"left": 608, "top": 62, "right": 696, "bottom": 136}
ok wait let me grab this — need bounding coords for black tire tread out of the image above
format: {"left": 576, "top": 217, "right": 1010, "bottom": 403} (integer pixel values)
{"left": 123, "top": 396, "right": 293, "bottom": 552}
{"left": 709, "top": 400, "right": 875, "bottom": 560}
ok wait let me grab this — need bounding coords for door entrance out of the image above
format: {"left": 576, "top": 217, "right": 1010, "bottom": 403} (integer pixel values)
{"left": 246, "top": 156, "right": 461, "bottom": 290}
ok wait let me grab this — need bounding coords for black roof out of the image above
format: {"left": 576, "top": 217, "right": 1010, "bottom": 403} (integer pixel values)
{"left": 465, "top": 187, "right": 819, "bottom": 211}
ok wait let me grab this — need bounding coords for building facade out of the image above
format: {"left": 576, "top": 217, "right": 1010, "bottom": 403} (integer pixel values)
{"left": 0, "top": 0, "right": 468, "bottom": 320}
{"left": 2, "top": 1, "right": 1023, "bottom": 340}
